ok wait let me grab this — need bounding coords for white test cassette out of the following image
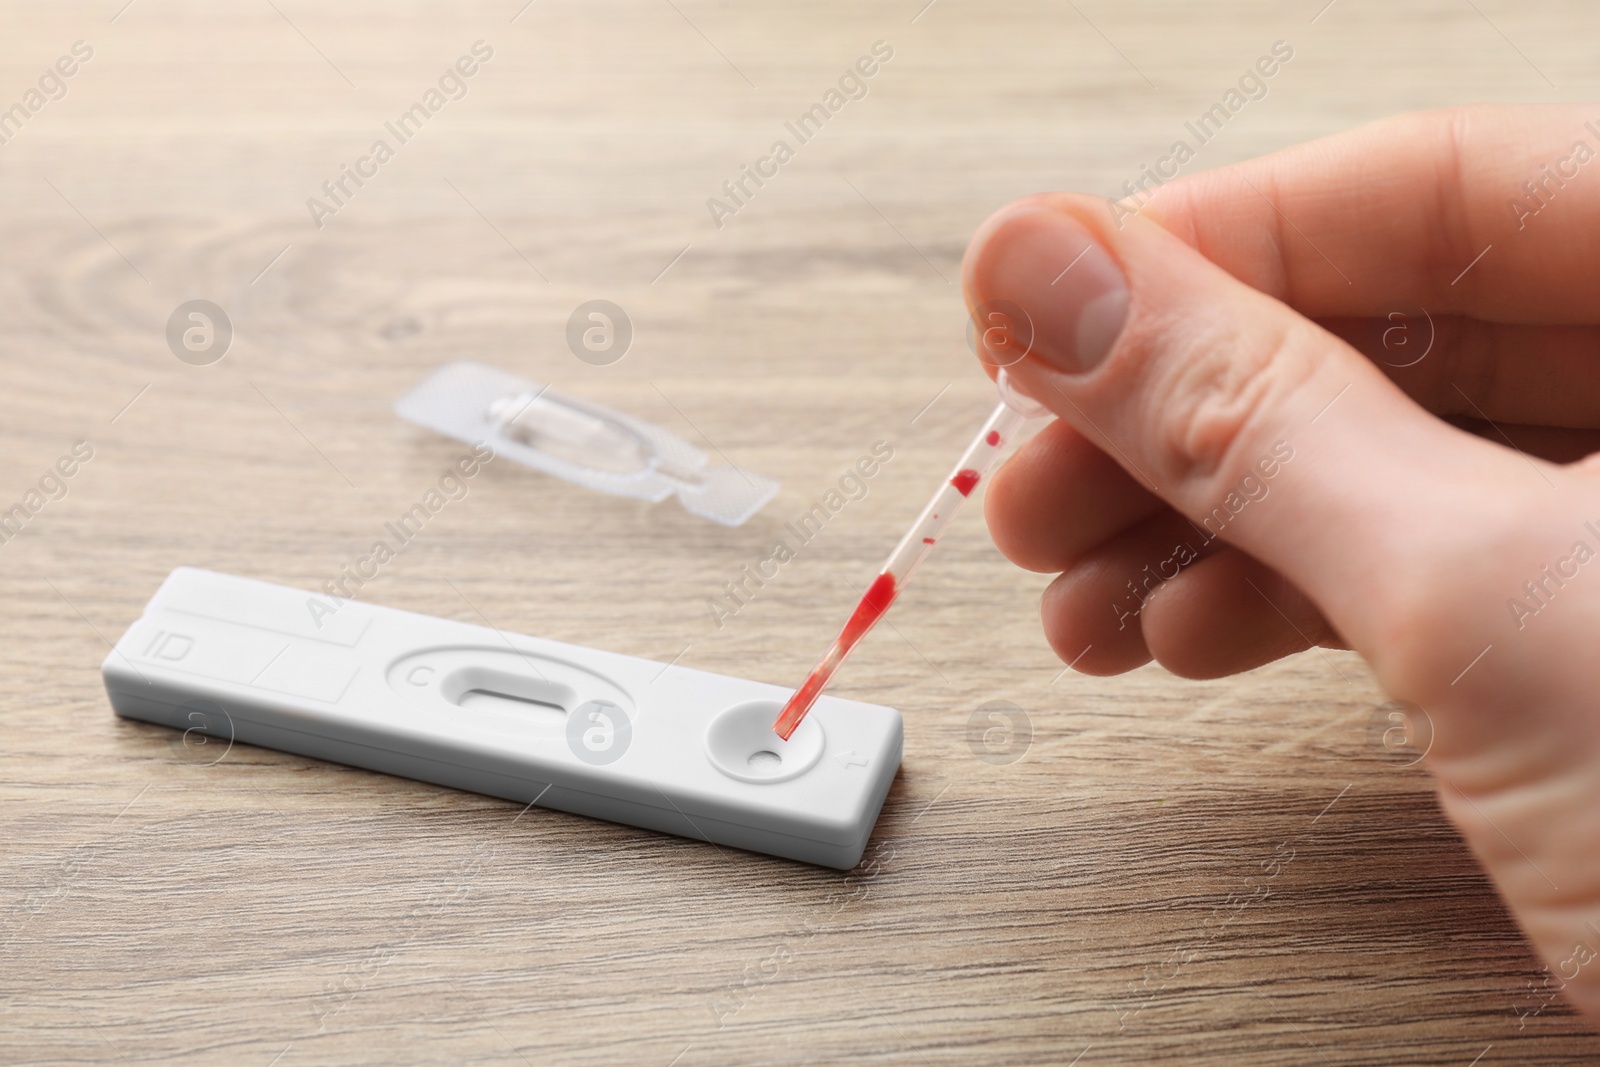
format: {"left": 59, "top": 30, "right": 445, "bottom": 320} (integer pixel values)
{"left": 102, "top": 569, "right": 903, "bottom": 869}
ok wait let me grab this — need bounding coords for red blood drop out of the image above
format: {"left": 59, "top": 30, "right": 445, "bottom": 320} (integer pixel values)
{"left": 985, "top": 430, "right": 1000, "bottom": 446}
{"left": 950, "top": 469, "right": 981, "bottom": 496}
{"left": 922, "top": 537, "right": 935, "bottom": 545}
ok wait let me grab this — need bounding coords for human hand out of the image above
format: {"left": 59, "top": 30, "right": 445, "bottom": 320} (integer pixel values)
{"left": 961, "top": 104, "right": 1600, "bottom": 1021}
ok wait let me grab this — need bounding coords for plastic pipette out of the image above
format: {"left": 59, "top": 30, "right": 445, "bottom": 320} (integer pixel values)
{"left": 773, "top": 368, "right": 1046, "bottom": 740}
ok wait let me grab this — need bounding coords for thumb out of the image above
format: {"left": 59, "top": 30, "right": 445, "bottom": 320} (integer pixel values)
{"left": 961, "top": 193, "right": 1532, "bottom": 678}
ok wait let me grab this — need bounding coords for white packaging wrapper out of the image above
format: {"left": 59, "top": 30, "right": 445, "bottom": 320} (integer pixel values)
{"left": 395, "top": 362, "right": 779, "bottom": 527}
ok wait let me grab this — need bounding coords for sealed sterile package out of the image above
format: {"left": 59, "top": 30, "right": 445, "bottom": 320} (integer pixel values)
{"left": 395, "top": 362, "right": 779, "bottom": 527}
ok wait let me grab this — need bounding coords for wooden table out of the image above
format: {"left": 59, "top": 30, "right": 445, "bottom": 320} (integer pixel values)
{"left": 4, "top": 1, "right": 1598, "bottom": 1063}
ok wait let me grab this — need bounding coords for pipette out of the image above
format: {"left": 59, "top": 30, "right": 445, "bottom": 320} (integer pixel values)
{"left": 773, "top": 367, "right": 1048, "bottom": 740}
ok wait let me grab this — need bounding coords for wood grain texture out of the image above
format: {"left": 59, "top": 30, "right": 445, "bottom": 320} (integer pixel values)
{"left": 2, "top": 0, "right": 1598, "bottom": 1063}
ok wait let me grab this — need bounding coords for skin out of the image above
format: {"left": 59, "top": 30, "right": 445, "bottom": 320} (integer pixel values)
{"left": 961, "top": 104, "right": 1600, "bottom": 1023}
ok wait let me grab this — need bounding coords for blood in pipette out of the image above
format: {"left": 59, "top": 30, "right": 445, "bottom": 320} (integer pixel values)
{"left": 950, "top": 469, "right": 981, "bottom": 496}
{"left": 839, "top": 572, "right": 897, "bottom": 648}
{"left": 777, "top": 669, "right": 828, "bottom": 739}
{"left": 772, "top": 572, "right": 898, "bottom": 740}
{"left": 779, "top": 405, "right": 1015, "bottom": 740}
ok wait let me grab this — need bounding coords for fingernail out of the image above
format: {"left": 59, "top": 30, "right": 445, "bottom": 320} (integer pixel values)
{"left": 971, "top": 205, "right": 1128, "bottom": 374}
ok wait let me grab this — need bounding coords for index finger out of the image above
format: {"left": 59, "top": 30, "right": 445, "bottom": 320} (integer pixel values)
{"left": 1131, "top": 104, "right": 1600, "bottom": 324}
